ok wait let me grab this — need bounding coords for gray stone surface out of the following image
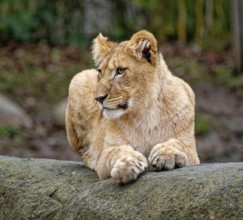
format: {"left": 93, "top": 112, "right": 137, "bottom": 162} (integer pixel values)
{"left": 0, "top": 94, "right": 32, "bottom": 128}
{"left": 83, "top": 0, "right": 112, "bottom": 38}
{"left": 0, "top": 156, "right": 242, "bottom": 220}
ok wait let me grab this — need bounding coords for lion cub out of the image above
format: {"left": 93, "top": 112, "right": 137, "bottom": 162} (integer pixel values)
{"left": 65, "top": 30, "right": 200, "bottom": 184}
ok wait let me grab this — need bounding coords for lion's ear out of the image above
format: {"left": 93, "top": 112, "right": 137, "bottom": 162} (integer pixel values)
{"left": 92, "top": 33, "right": 118, "bottom": 66}
{"left": 126, "top": 30, "right": 158, "bottom": 65}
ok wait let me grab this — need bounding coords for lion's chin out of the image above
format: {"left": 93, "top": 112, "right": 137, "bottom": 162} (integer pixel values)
{"left": 102, "top": 109, "right": 125, "bottom": 120}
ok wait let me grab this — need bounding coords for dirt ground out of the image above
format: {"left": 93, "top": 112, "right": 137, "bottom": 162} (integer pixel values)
{"left": 195, "top": 83, "right": 243, "bottom": 162}
{"left": 0, "top": 43, "right": 242, "bottom": 163}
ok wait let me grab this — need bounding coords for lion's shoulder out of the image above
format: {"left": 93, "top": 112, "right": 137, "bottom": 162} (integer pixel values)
{"left": 69, "top": 69, "right": 97, "bottom": 93}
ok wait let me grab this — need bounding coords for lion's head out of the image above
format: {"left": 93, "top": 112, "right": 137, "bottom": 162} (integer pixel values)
{"left": 92, "top": 30, "right": 159, "bottom": 120}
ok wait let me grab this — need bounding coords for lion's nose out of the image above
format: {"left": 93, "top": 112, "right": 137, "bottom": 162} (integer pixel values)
{"left": 95, "top": 94, "right": 108, "bottom": 104}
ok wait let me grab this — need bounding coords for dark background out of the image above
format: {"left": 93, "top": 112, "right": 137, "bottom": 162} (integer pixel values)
{"left": 0, "top": 0, "right": 242, "bottom": 163}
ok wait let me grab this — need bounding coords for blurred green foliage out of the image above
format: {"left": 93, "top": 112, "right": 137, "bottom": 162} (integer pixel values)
{"left": 0, "top": 126, "right": 21, "bottom": 137}
{"left": 195, "top": 113, "right": 213, "bottom": 136}
{"left": 0, "top": 0, "right": 231, "bottom": 48}
{"left": 211, "top": 64, "right": 234, "bottom": 85}
{"left": 134, "top": 0, "right": 230, "bottom": 48}
{"left": 0, "top": 0, "right": 83, "bottom": 44}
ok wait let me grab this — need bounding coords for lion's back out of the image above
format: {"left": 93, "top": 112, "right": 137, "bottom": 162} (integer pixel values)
{"left": 168, "top": 75, "right": 195, "bottom": 109}
{"left": 65, "top": 69, "right": 99, "bottom": 152}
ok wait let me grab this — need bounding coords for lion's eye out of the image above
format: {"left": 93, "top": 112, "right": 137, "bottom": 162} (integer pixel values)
{"left": 116, "top": 67, "right": 126, "bottom": 75}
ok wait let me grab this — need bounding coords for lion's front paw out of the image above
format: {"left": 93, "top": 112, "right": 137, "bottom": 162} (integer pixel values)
{"left": 111, "top": 155, "right": 148, "bottom": 184}
{"left": 148, "top": 144, "right": 188, "bottom": 171}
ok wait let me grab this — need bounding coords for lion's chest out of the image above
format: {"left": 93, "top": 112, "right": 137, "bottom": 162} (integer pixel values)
{"left": 103, "top": 110, "right": 175, "bottom": 157}
{"left": 121, "top": 118, "right": 173, "bottom": 157}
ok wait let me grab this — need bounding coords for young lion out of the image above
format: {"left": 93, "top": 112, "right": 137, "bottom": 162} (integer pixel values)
{"left": 65, "top": 30, "right": 200, "bottom": 184}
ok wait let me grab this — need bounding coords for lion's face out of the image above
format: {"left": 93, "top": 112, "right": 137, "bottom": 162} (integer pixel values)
{"left": 92, "top": 30, "right": 159, "bottom": 120}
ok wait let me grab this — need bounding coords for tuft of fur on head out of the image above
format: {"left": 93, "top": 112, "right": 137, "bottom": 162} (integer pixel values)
{"left": 92, "top": 33, "right": 118, "bottom": 66}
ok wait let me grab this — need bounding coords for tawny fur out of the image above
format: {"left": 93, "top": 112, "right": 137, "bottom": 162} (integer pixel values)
{"left": 65, "top": 30, "right": 200, "bottom": 184}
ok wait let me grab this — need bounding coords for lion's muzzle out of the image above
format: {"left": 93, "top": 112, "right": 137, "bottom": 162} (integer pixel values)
{"left": 95, "top": 94, "right": 108, "bottom": 104}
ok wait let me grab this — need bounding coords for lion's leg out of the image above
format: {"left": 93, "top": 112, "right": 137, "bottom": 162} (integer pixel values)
{"left": 96, "top": 145, "right": 148, "bottom": 184}
{"left": 148, "top": 138, "right": 199, "bottom": 171}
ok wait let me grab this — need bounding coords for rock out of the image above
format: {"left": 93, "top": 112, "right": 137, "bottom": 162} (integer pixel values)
{"left": 53, "top": 98, "right": 67, "bottom": 126}
{"left": 0, "top": 157, "right": 96, "bottom": 220}
{"left": 0, "top": 94, "right": 32, "bottom": 128}
{"left": 83, "top": 0, "right": 113, "bottom": 38}
{"left": 0, "top": 156, "right": 242, "bottom": 219}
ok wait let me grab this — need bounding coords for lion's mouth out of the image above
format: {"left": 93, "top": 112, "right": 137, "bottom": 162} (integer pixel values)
{"left": 103, "top": 101, "right": 128, "bottom": 111}
{"left": 117, "top": 102, "right": 128, "bottom": 110}
{"left": 101, "top": 101, "right": 130, "bottom": 119}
